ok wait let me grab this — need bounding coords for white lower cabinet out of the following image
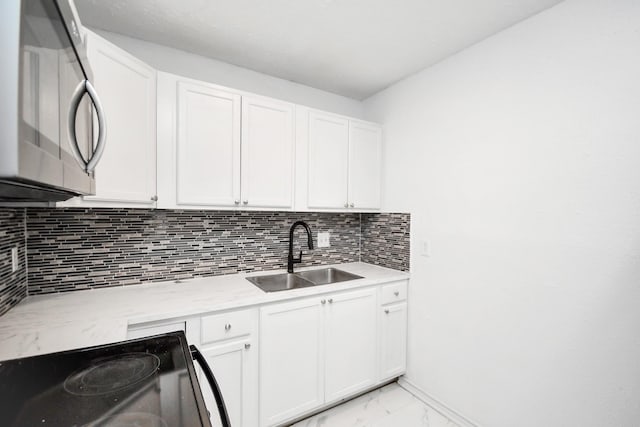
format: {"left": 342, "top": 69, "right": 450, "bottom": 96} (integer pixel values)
{"left": 324, "top": 288, "right": 377, "bottom": 403}
{"left": 126, "top": 320, "right": 186, "bottom": 339}
{"left": 195, "top": 309, "right": 259, "bottom": 427}
{"left": 379, "top": 302, "right": 408, "bottom": 380}
{"left": 127, "top": 310, "right": 259, "bottom": 427}
{"left": 379, "top": 281, "right": 408, "bottom": 380}
{"left": 124, "top": 279, "right": 408, "bottom": 427}
{"left": 259, "top": 287, "right": 379, "bottom": 427}
{"left": 259, "top": 297, "right": 325, "bottom": 427}
{"left": 199, "top": 338, "right": 256, "bottom": 427}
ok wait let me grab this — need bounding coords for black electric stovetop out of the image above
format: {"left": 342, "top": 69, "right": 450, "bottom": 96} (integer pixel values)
{"left": 0, "top": 331, "right": 211, "bottom": 427}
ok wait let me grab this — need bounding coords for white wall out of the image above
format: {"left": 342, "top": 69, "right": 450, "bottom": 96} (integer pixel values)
{"left": 92, "top": 30, "right": 364, "bottom": 118}
{"left": 364, "top": 1, "right": 640, "bottom": 426}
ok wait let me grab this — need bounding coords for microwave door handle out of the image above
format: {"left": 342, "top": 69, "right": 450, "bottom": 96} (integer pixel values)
{"left": 189, "top": 345, "right": 232, "bottom": 427}
{"left": 67, "top": 80, "right": 89, "bottom": 171}
{"left": 84, "top": 80, "right": 107, "bottom": 173}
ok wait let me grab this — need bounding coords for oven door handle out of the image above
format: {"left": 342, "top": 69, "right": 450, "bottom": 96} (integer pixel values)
{"left": 189, "top": 345, "right": 231, "bottom": 427}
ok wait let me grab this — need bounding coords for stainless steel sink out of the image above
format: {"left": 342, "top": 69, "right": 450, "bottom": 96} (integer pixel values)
{"left": 247, "top": 268, "right": 363, "bottom": 292}
{"left": 295, "top": 268, "right": 363, "bottom": 286}
{"left": 246, "top": 273, "right": 315, "bottom": 293}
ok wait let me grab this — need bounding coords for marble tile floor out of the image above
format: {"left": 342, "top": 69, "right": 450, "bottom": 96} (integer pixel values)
{"left": 290, "top": 382, "right": 461, "bottom": 427}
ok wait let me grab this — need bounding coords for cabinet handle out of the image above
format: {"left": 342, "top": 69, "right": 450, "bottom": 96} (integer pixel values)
{"left": 244, "top": 343, "right": 251, "bottom": 350}
{"left": 151, "top": 195, "right": 158, "bottom": 202}
{"left": 224, "top": 323, "right": 232, "bottom": 331}
{"left": 344, "top": 203, "right": 349, "bottom": 208}
{"left": 394, "top": 291, "right": 399, "bottom": 296}
{"left": 349, "top": 203, "right": 355, "bottom": 208}
{"left": 321, "top": 299, "right": 326, "bottom": 305}
{"left": 243, "top": 200, "right": 249, "bottom": 205}
{"left": 385, "top": 309, "right": 389, "bottom": 314}
{"left": 234, "top": 200, "right": 240, "bottom": 205}
{"left": 328, "top": 298, "right": 333, "bottom": 304}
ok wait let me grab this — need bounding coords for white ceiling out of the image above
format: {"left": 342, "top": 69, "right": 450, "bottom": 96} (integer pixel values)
{"left": 74, "top": 0, "right": 564, "bottom": 100}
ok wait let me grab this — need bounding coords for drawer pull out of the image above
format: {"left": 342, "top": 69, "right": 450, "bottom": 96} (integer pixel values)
{"left": 385, "top": 309, "right": 390, "bottom": 314}
{"left": 328, "top": 298, "right": 333, "bottom": 304}
{"left": 244, "top": 343, "right": 251, "bottom": 350}
{"left": 224, "top": 323, "right": 232, "bottom": 331}
{"left": 321, "top": 299, "right": 326, "bottom": 305}
{"left": 394, "top": 291, "right": 400, "bottom": 296}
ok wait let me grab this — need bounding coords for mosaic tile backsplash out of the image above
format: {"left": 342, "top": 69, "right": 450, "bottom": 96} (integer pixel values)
{"left": 0, "top": 209, "right": 27, "bottom": 316}
{"left": 361, "top": 213, "right": 411, "bottom": 272}
{"left": 0, "top": 208, "right": 409, "bottom": 307}
{"left": 26, "top": 209, "right": 365, "bottom": 295}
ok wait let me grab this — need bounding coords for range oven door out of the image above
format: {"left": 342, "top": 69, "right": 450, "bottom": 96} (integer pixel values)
{"left": 18, "top": 0, "right": 105, "bottom": 196}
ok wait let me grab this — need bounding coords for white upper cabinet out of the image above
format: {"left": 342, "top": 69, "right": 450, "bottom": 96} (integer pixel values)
{"left": 157, "top": 74, "right": 294, "bottom": 210}
{"left": 241, "top": 96, "right": 294, "bottom": 209}
{"left": 57, "top": 33, "right": 381, "bottom": 211}
{"left": 61, "top": 30, "right": 157, "bottom": 207}
{"left": 175, "top": 80, "right": 241, "bottom": 207}
{"left": 349, "top": 120, "right": 382, "bottom": 210}
{"left": 302, "top": 109, "right": 382, "bottom": 211}
{"left": 307, "top": 111, "right": 350, "bottom": 209}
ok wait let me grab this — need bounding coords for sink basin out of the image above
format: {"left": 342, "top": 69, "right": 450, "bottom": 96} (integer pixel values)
{"left": 247, "top": 268, "right": 363, "bottom": 292}
{"left": 246, "top": 273, "right": 315, "bottom": 293}
{"left": 295, "top": 268, "right": 363, "bottom": 285}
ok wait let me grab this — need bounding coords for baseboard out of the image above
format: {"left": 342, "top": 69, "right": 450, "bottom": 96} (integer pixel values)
{"left": 282, "top": 379, "right": 397, "bottom": 426}
{"left": 398, "top": 377, "right": 482, "bottom": 427}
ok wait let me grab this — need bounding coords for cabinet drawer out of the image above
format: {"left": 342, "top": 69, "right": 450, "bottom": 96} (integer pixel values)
{"left": 201, "top": 309, "right": 253, "bottom": 344}
{"left": 380, "top": 281, "right": 408, "bottom": 305}
{"left": 127, "top": 321, "right": 186, "bottom": 340}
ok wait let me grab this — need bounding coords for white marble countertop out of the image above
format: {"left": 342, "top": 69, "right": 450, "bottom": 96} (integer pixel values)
{"left": 0, "top": 262, "right": 409, "bottom": 361}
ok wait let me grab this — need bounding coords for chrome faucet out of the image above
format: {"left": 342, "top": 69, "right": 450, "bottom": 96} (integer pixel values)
{"left": 288, "top": 221, "right": 314, "bottom": 273}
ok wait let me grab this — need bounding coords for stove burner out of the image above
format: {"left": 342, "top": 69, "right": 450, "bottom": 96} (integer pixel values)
{"left": 64, "top": 353, "right": 160, "bottom": 396}
{"left": 84, "top": 412, "right": 169, "bottom": 427}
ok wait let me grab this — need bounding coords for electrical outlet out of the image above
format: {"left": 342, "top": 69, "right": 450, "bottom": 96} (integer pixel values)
{"left": 317, "top": 232, "right": 330, "bottom": 248}
{"left": 11, "top": 247, "right": 18, "bottom": 272}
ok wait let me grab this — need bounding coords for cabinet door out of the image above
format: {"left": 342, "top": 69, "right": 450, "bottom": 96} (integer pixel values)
{"left": 260, "top": 298, "right": 324, "bottom": 427}
{"left": 307, "top": 112, "right": 349, "bottom": 209}
{"left": 176, "top": 82, "right": 241, "bottom": 207}
{"left": 199, "top": 339, "right": 256, "bottom": 427}
{"left": 83, "top": 32, "right": 156, "bottom": 205}
{"left": 379, "top": 302, "right": 407, "bottom": 380}
{"left": 241, "top": 96, "right": 294, "bottom": 209}
{"left": 348, "top": 121, "right": 382, "bottom": 210}
{"left": 324, "top": 288, "right": 378, "bottom": 403}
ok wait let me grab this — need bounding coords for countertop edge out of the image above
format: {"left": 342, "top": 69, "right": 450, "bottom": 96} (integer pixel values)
{"left": 0, "top": 262, "right": 410, "bottom": 361}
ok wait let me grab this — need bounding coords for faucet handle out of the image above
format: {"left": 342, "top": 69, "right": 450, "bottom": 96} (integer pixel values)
{"left": 298, "top": 250, "right": 303, "bottom": 262}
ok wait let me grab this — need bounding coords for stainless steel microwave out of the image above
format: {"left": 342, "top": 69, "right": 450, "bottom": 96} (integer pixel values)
{"left": 0, "top": 0, "right": 106, "bottom": 204}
